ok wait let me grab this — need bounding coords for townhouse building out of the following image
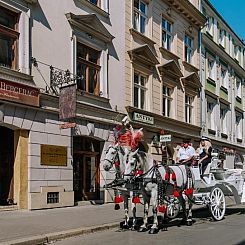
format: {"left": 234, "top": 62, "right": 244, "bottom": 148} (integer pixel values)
{"left": 200, "top": 0, "right": 245, "bottom": 169}
{"left": 121, "top": 0, "right": 205, "bottom": 161}
{"left": 0, "top": 0, "right": 124, "bottom": 209}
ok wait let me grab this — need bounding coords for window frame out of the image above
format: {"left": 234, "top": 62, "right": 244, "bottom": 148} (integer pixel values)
{"left": 133, "top": 0, "right": 148, "bottom": 35}
{"left": 220, "top": 106, "right": 228, "bottom": 134}
{"left": 0, "top": 6, "right": 19, "bottom": 70}
{"left": 185, "top": 95, "right": 193, "bottom": 124}
{"left": 88, "top": 0, "right": 101, "bottom": 7}
{"left": 207, "top": 16, "right": 213, "bottom": 36}
{"left": 184, "top": 35, "right": 193, "bottom": 64}
{"left": 220, "top": 65, "right": 228, "bottom": 88}
{"left": 133, "top": 71, "right": 148, "bottom": 110}
{"left": 161, "top": 17, "right": 173, "bottom": 51}
{"left": 236, "top": 113, "right": 243, "bottom": 139}
{"left": 236, "top": 77, "right": 242, "bottom": 98}
{"left": 76, "top": 42, "right": 101, "bottom": 96}
{"left": 162, "top": 85, "right": 172, "bottom": 117}
{"left": 207, "top": 56, "right": 215, "bottom": 80}
{"left": 207, "top": 101, "right": 215, "bottom": 130}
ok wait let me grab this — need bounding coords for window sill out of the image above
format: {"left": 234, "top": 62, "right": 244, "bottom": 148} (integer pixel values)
{"left": 0, "top": 65, "right": 34, "bottom": 86}
{"left": 236, "top": 96, "right": 242, "bottom": 103}
{"left": 219, "top": 43, "right": 225, "bottom": 50}
{"left": 205, "top": 31, "right": 213, "bottom": 39}
{"left": 77, "top": 0, "right": 109, "bottom": 18}
{"left": 208, "top": 128, "right": 216, "bottom": 135}
{"left": 159, "top": 47, "right": 180, "bottom": 61}
{"left": 77, "top": 90, "right": 109, "bottom": 103}
{"left": 237, "top": 138, "right": 242, "bottom": 143}
{"left": 221, "top": 133, "right": 228, "bottom": 139}
{"left": 182, "top": 60, "right": 199, "bottom": 73}
{"left": 129, "top": 28, "right": 156, "bottom": 46}
{"left": 220, "top": 85, "right": 228, "bottom": 94}
{"left": 207, "top": 77, "right": 216, "bottom": 86}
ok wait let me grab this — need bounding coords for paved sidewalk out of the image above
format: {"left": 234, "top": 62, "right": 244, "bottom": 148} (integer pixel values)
{"left": 0, "top": 203, "right": 125, "bottom": 245}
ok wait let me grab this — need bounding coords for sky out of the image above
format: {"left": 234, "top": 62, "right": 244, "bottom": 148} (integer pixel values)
{"left": 209, "top": 0, "right": 245, "bottom": 41}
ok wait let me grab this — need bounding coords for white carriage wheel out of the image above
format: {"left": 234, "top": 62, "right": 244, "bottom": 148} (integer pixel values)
{"left": 209, "top": 186, "right": 226, "bottom": 221}
{"left": 166, "top": 197, "right": 180, "bottom": 219}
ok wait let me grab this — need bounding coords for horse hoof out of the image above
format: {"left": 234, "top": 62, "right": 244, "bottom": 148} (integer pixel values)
{"left": 120, "top": 222, "right": 130, "bottom": 229}
{"left": 149, "top": 228, "right": 158, "bottom": 234}
{"left": 131, "top": 225, "right": 137, "bottom": 231}
{"left": 186, "top": 220, "right": 192, "bottom": 226}
{"left": 114, "top": 204, "right": 120, "bottom": 210}
{"left": 138, "top": 227, "right": 147, "bottom": 232}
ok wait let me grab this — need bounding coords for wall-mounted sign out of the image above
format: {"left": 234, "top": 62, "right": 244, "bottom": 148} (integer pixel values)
{"left": 59, "top": 84, "right": 76, "bottom": 120}
{"left": 59, "top": 122, "right": 76, "bottom": 129}
{"left": 133, "top": 112, "right": 154, "bottom": 125}
{"left": 0, "top": 79, "right": 39, "bottom": 106}
{"left": 41, "top": 145, "right": 67, "bottom": 166}
{"left": 160, "top": 134, "right": 171, "bottom": 142}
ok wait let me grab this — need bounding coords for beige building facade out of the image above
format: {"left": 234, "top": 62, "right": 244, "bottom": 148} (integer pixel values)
{"left": 123, "top": 0, "right": 206, "bottom": 161}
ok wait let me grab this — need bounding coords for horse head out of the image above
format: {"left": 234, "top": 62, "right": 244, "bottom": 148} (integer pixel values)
{"left": 103, "top": 144, "right": 119, "bottom": 171}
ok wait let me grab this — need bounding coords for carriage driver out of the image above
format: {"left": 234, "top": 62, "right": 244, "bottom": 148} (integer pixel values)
{"left": 176, "top": 139, "right": 195, "bottom": 166}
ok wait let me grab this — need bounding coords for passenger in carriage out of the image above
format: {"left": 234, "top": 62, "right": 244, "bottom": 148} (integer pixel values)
{"left": 196, "top": 136, "right": 213, "bottom": 177}
{"left": 176, "top": 139, "right": 195, "bottom": 166}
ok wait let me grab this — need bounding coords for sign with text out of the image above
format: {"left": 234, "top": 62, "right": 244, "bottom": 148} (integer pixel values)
{"left": 41, "top": 145, "right": 67, "bottom": 166}
{"left": 160, "top": 134, "right": 171, "bottom": 142}
{"left": 59, "top": 84, "right": 76, "bottom": 120}
{"left": 133, "top": 112, "right": 154, "bottom": 125}
{"left": 0, "top": 79, "right": 39, "bottom": 106}
{"left": 59, "top": 122, "right": 76, "bottom": 129}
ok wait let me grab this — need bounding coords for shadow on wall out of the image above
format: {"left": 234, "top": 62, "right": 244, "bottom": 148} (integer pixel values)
{"left": 32, "top": 1, "right": 52, "bottom": 31}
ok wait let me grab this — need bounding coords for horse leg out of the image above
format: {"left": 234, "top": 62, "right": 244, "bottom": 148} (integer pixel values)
{"left": 185, "top": 194, "right": 193, "bottom": 226}
{"left": 178, "top": 193, "right": 188, "bottom": 224}
{"left": 138, "top": 194, "right": 150, "bottom": 232}
{"left": 149, "top": 186, "right": 159, "bottom": 234}
{"left": 131, "top": 200, "right": 137, "bottom": 230}
{"left": 122, "top": 194, "right": 130, "bottom": 229}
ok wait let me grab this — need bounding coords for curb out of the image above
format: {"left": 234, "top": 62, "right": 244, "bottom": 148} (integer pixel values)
{"left": 1, "top": 222, "right": 119, "bottom": 245}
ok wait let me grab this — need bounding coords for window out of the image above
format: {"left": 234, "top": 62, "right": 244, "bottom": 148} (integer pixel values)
{"left": 220, "top": 107, "right": 227, "bottom": 134}
{"left": 207, "top": 101, "right": 215, "bottom": 130}
{"left": 0, "top": 6, "right": 19, "bottom": 69}
{"left": 76, "top": 43, "right": 101, "bottom": 95}
{"left": 236, "top": 77, "right": 242, "bottom": 98}
{"left": 219, "top": 29, "right": 226, "bottom": 47}
{"left": 220, "top": 66, "right": 228, "bottom": 88}
{"left": 185, "top": 95, "right": 193, "bottom": 123}
{"left": 207, "top": 57, "right": 215, "bottom": 80}
{"left": 207, "top": 16, "right": 213, "bottom": 35}
{"left": 133, "top": 0, "right": 148, "bottom": 35}
{"left": 184, "top": 35, "right": 193, "bottom": 64}
{"left": 162, "top": 18, "right": 172, "bottom": 51}
{"left": 134, "top": 72, "right": 147, "bottom": 109}
{"left": 88, "top": 0, "right": 99, "bottom": 5}
{"left": 162, "top": 86, "right": 172, "bottom": 117}
{"left": 236, "top": 113, "right": 243, "bottom": 139}
{"left": 47, "top": 192, "right": 59, "bottom": 204}
{"left": 234, "top": 45, "right": 240, "bottom": 62}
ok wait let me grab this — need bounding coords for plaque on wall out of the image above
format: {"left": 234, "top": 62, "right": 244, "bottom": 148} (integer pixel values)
{"left": 41, "top": 145, "right": 67, "bottom": 166}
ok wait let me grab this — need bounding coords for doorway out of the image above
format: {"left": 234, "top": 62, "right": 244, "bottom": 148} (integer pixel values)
{"left": 73, "top": 137, "right": 101, "bottom": 201}
{"left": 0, "top": 126, "right": 14, "bottom": 205}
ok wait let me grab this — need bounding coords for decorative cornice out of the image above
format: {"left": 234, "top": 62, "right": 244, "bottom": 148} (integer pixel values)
{"left": 0, "top": 66, "right": 35, "bottom": 87}
{"left": 158, "top": 60, "right": 183, "bottom": 78}
{"left": 181, "top": 72, "right": 202, "bottom": 89}
{"left": 159, "top": 47, "right": 180, "bottom": 61}
{"left": 66, "top": 13, "right": 114, "bottom": 43}
{"left": 182, "top": 60, "right": 199, "bottom": 73}
{"left": 166, "top": 0, "right": 206, "bottom": 28}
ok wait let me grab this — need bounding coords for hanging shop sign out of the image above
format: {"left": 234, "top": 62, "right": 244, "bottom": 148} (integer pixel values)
{"left": 59, "top": 84, "right": 76, "bottom": 120}
{"left": 59, "top": 122, "right": 76, "bottom": 129}
{"left": 41, "top": 145, "right": 67, "bottom": 166}
{"left": 160, "top": 134, "right": 171, "bottom": 142}
{"left": 0, "top": 79, "right": 39, "bottom": 106}
{"left": 133, "top": 112, "right": 154, "bottom": 125}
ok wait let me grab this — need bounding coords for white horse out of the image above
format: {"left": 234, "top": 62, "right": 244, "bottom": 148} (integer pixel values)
{"left": 125, "top": 149, "right": 194, "bottom": 234}
{"left": 103, "top": 144, "right": 139, "bottom": 230}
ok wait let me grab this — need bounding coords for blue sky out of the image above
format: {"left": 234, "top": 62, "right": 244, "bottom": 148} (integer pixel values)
{"left": 209, "top": 0, "right": 245, "bottom": 41}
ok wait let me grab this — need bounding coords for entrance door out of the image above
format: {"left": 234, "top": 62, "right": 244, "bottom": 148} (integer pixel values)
{"left": 73, "top": 136, "right": 101, "bottom": 202}
{"left": 73, "top": 154, "right": 100, "bottom": 201}
{"left": 0, "top": 126, "right": 14, "bottom": 205}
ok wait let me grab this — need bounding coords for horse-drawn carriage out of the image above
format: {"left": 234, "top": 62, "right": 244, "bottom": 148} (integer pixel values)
{"left": 103, "top": 119, "right": 245, "bottom": 233}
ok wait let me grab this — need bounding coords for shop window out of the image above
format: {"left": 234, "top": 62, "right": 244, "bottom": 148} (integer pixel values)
{"left": 185, "top": 95, "right": 193, "bottom": 123}
{"left": 162, "top": 18, "right": 172, "bottom": 51}
{"left": 76, "top": 43, "right": 101, "bottom": 96}
{"left": 133, "top": 0, "right": 148, "bottom": 35}
{"left": 184, "top": 35, "right": 193, "bottom": 64}
{"left": 134, "top": 72, "right": 147, "bottom": 110}
{"left": 162, "top": 85, "right": 172, "bottom": 117}
{"left": 0, "top": 6, "right": 19, "bottom": 69}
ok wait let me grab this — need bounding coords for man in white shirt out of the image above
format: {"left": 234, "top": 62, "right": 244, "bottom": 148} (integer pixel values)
{"left": 176, "top": 139, "right": 195, "bottom": 166}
